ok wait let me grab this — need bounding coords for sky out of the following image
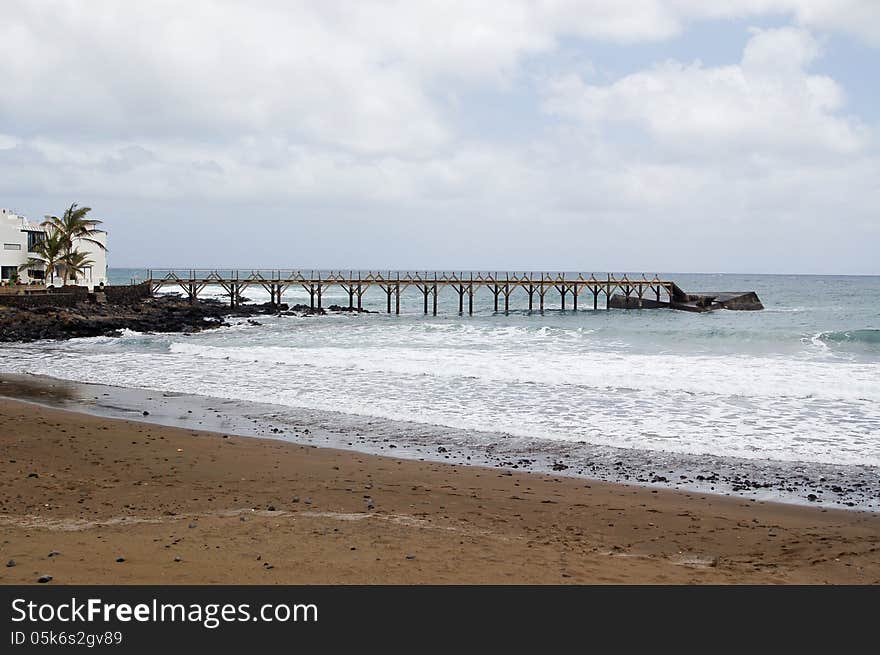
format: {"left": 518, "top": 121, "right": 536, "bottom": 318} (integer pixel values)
{"left": 0, "top": 1, "right": 878, "bottom": 274}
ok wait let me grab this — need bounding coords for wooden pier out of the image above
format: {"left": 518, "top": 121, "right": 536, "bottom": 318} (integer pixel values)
{"left": 145, "top": 269, "right": 699, "bottom": 314}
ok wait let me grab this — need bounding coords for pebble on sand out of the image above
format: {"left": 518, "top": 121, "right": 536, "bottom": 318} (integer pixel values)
{"left": 6, "top": 559, "right": 16, "bottom": 567}
{"left": 37, "top": 575, "right": 52, "bottom": 583}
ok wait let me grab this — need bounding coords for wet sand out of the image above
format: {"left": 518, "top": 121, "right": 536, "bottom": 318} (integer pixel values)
{"left": 1, "top": 396, "right": 879, "bottom": 584}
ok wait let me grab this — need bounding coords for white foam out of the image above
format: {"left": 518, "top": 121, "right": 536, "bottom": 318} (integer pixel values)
{"left": 3, "top": 314, "right": 879, "bottom": 467}
{"left": 167, "top": 341, "right": 880, "bottom": 403}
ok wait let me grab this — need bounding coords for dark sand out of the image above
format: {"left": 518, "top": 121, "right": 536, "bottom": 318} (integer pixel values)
{"left": 1, "top": 397, "right": 879, "bottom": 584}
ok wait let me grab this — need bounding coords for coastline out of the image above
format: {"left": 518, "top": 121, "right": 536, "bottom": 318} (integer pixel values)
{"left": 1, "top": 371, "right": 876, "bottom": 512}
{"left": 1, "top": 390, "right": 878, "bottom": 583}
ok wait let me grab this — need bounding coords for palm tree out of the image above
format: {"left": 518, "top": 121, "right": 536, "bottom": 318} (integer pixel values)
{"left": 60, "top": 250, "right": 94, "bottom": 285}
{"left": 18, "top": 230, "right": 65, "bottom": 285}
{"left": 41, "top": 203, "right": 107, "bottom": 285}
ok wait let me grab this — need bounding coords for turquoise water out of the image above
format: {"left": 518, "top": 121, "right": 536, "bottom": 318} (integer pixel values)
{"left": 4, "top": 270, "right": 879, "bottom": 482}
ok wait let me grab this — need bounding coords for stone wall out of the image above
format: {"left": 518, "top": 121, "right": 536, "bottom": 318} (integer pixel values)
{"left": 103, "top": 281, "right": 152, "bottom": 305}
{"left": 0, "top": 293, "right": 80, "bottom": 309}
{"left": 0, "top": 282, "right": 151, "bottom": 309}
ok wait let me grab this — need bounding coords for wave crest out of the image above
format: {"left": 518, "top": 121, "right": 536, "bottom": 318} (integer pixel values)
{"left": 817, "top": 329, "right": 880, "bottom": 347}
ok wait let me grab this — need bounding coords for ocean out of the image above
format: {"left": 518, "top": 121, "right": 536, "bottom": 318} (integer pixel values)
{"left": 1, "top": 270, "right": 878, "bottom": 509}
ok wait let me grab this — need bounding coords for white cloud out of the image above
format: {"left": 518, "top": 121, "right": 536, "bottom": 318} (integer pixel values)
{"left": 0, "top": 2, "right": 877, "bottom": 272}
{"left": 542, "top": 27, "right": 868, "bottom": 157}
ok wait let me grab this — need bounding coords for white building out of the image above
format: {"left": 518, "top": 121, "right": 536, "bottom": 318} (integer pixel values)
{"left": 1, "top": 207, "right": 108, "bottom": 288}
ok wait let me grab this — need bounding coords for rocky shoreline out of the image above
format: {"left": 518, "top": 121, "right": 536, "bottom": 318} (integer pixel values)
{"left": 0, "top": 294, "right": 370, "bottom": 343}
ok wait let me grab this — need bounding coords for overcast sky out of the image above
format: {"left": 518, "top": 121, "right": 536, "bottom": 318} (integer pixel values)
{"left": 1, "top": 1, "right": 878, "bottom": 273}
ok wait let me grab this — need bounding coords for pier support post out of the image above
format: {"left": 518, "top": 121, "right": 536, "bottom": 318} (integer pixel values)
{"left": 528, "top": 285, "right": 534, "bottom": 311}
{"left": 395, "top": 283, "right": 400, "bottom": 315}
{"left": 504, "top": 283, "right": 510, "bottom": 314}
{"left": 539, "top": 275, "right": 545, "bottom": 312}
{"left": 309, "top": 285, "right": 315, "bottom": 310}
{"left": 432, "top": 282, "right": 438, "bottom": 316}
{"left": 317, "top": 284, "right": 323, "bottom": 310}
{"left": 357, "top": 283, "right": 363, "bottom": 312}
{"left": 573, "top": 286, "right": 578, "bottom": 311}
{"left": 468, "top": 284, "right": 474, "bottom": 316}
{"left": 593, "top": 287, "right": 599, "bottom": 310}
{"left": 422, "top": 287, "right": 429, "bottom": 314}
{"left": 386, "top": 287, "right": 392, "bottom": 314}
{"left": 456, "top": 285, "right": 465, "bottom": 314}
{"left": 493, "top": 285, "right": 499, "bottom": 312}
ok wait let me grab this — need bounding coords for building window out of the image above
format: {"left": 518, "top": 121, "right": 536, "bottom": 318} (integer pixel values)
{"left": 26, "top": 231, "right": 45, "bottom": 252}
{"left": 1, "top": 266, "right": 18, "bottom": 281}
{"left": 28, "top": 230, "right": 46, "bottom": 252}
{"left": 28, "top": 269, "right": 45, "bottom": 280}
{"left": 3, "top": 243, "right": 21, "bottom": 250}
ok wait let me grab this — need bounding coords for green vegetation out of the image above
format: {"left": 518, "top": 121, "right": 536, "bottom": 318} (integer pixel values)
{"left": 33, "top": 203, "right": 107, "bottom": 285}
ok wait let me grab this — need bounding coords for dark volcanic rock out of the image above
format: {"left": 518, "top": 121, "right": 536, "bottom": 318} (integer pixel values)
{"left": 0, "top": 296, "right": 291, "bottom": 343}
{"left": 287, "top": 304, "right": 325, "bottom": 315}
{"left": 327, "top": 304, "right": 375, "bottom": 314}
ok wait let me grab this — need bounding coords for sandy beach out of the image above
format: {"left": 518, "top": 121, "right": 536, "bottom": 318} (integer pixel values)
{"left": 1, "top": 395, "right": 878, "bottom": 584}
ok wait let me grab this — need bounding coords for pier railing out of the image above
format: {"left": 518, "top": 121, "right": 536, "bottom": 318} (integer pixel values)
{"left": 146, "top": 269, "right": 677, "bottom": 314}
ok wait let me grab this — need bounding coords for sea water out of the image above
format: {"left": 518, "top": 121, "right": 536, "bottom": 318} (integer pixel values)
{"left": 1, "top": 271, "right": 878, "bottom": 506}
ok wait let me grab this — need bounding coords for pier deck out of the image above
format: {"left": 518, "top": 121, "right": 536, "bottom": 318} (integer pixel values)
{"left": 146, "top": 270, "right": 761, "bottom": 314}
